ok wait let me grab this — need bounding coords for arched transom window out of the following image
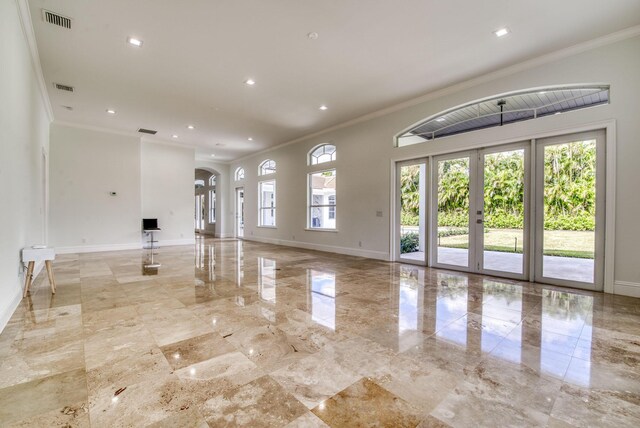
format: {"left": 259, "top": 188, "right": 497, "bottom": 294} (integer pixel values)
{"left": 396, "top": 85, "right": 610, "bottom": 147}
{"left": 235, "top": 167, "right": 245, "bottom": 181}
{"left": 309, "top": 144, "right": 336, "bottom": 165}
{"left": 259, "top": 159, "right": 277, "bottom": 175}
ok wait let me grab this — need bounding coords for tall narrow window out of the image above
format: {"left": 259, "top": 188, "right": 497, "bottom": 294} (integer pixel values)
{"left": 259, "top": 180, "right": 276, "bottom": 227}
{"left": 308, "top": 170, "right": 336, "bottom": 229}
{"left": 308, "top": 144, "right": 337, "bottom": 229}
{"left": 235, "top": 167, "right": 245, "bottom": 181}
{"left": 209, "top": 189, "right": 216, "bottom": 223}
{"left": 259, "top": 159, "right": 277, "bottom": 175}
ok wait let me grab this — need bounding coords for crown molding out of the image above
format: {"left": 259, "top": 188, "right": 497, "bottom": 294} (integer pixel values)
{"left": 231, "top": 24, "right": 640, "bottom": 164}
{"left": 15, "top": 0, "right": 53, "bottom": 122}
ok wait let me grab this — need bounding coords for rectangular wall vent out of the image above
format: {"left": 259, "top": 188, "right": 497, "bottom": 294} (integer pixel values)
{"left": 54, "top": 83, "right": 74, "bottom": 92}
{"left": 42, "top": 10, "right": 72, "bottom": 29}
{"left": 138, "top": 128, "right": 158, "bottom": 135}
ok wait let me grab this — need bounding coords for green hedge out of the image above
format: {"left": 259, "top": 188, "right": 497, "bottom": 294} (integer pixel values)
{"left": 431, "top": 211, "right": 594, "bottom": 231}
{"left": 401, "top": 212, "right": 419, "bottom": 226}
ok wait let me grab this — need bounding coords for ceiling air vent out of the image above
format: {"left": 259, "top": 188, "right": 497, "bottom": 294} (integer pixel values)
{"left": 42, "top": 10, "right": 72, "bottom": 29}
{"left": 54, "top": 83, "right": 74, "bottom": 92}
{"left": 138, "top": 128, "right": 158, "bottom": 135}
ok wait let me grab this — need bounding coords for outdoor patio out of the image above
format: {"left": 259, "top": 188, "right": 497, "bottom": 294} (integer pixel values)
{"left": 401, "top": 247, "right": 594, "bottom": 283}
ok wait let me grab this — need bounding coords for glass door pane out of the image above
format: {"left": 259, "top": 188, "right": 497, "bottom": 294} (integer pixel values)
{"left": 481, "top": 148, "right": 526, "bottom": 276}
{"left": 398, "top": 160, "right": 427, "bottom": 264}
{"left": 435, "top": 156, "right": 470, "bottom": 268}
{"left": 539, "top": 137, "right": 599, "bottom": 285}
{"left": 236, "top": 188, "right": 244, "bottom": 238}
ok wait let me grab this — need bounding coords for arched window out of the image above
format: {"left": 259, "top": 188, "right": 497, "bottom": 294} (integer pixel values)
{"left": 235, "top": 167, "right": 245, "bottom": 181}
{"left": 259, "top": 159, "right": 277, "bottom": 175}
{"left": 396, "top": 85, "right": 610, "bottom": 147}
{"left": 309, "top": 144, "right": 336, "bottom": 165}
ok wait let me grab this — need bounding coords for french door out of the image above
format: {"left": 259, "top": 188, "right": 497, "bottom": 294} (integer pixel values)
{"left": 534, "top": 131, "right": 605, "bottom": 291}
{"left": 422, "top": 131, "right": 605, "bottom": 290}
{"left": 396, "top": 158, "right": 428, "bottom": 265}
{"left": 430, "top": 142, "right": 529, "bottom": 280}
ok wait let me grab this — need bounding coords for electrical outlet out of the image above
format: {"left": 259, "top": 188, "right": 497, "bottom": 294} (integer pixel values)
{"left": 376, "top": 211, "right": 383, "bottom": 217}
{"left": 292, "top": 235, "right": 295, "bottom": 240}
{"left": 358, "top": 241, "right": 362, "bottom": 247}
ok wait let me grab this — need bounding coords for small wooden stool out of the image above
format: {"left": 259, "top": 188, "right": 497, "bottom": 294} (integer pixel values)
{"left": 22, "top": 247, "right": 56, "bottom": 297}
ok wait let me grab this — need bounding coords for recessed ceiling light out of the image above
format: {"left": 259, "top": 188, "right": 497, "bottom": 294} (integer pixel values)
{"left": 245, "top": 79, "right": 256, "bottom": 86}
{"left": 436, "top": 117, "right": 446, "bottom": 122}
{"left": 106, "top": 109, "right": 116, "bottom": 114}
{"left": 247, "top": 137, "right": 253, "bottom": 141}
{"left": 210, "top": 154, "right": 216, "bottom": 157}
{"left": 127, "top": 37, "right": 143, "bottom": 47}
{"left": 187, "top": 125, "right": 195, "bottom": 130}
{"left": 494, "top": 28, "right": 510, "bottom": 37}
{"left": 307, "top": 32, "right": 319, "bottom": 40}
{"left": 172, "top": 134, "right": 178, "bottom": 139}
{"left": 319, "top": 105, "right": 328, "bottom": 111}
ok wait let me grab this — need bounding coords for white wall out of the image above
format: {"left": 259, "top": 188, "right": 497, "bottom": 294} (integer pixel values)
{"left": 49, "top": 124, "right": 142, "bottom": 250}
{"left": 0, "top": 0, "right": 51, "bottom": 330}
{"left": 142, "top": 141, "right": 195, "bottom": 244}
{"left": 49, "top": 125, "right": 197, "bottom": 251}
{"left": 230, "top": 35, "right": 640, "bottom": 293}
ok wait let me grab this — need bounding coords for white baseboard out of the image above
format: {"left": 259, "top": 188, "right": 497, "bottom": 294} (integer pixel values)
{"left": 56, "top": 242, "right": 142, "bottom": 254}
{"left": 243, "top": 236, "right": 390, "bottom": 261}
{"left": 613, "top": 281, "right": 640, "bottom": 298}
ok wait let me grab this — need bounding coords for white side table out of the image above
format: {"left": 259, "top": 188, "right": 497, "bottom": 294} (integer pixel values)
{"left": 21, "top": 247, "right": 56, "bottom": 297}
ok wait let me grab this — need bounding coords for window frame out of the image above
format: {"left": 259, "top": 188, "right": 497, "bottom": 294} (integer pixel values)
{"left": 309, "top": 144, "right": 337, "bottom": 165}
{"left": 259, "top": 159, "right": 277, "bottom": 176}
{"left": 235, "top": 167, "right": 245, "bottom": 181}
{"left": 307, "top": 168, "right": 337, "bottom": 231}
{"left": 208, "top": 188, "right": 216, "bottom": 223}
{"left": 258, "top": 179, "right": 277, "bottom": 228}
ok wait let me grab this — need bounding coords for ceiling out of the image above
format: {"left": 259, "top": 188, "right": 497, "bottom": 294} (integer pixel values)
{"left": 28, "top": 0, "right": 640, "bottom": 162}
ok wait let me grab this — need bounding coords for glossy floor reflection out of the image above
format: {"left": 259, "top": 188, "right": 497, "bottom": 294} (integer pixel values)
{"left": 1, "top": 237, "right": 639, "bottom": 427}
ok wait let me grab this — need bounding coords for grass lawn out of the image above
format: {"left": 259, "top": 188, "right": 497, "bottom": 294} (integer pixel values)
{"left": 437, "top": 228, "right": 594, "bottom": 259}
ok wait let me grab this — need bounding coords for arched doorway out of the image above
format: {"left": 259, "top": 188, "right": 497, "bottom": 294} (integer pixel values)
{"left": 195, "top": 168, "right": 217, "bottom": 236}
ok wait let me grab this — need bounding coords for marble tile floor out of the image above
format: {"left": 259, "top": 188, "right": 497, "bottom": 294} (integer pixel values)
{"left": 1, "top": 237, "right": 639, "bottom": 427}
